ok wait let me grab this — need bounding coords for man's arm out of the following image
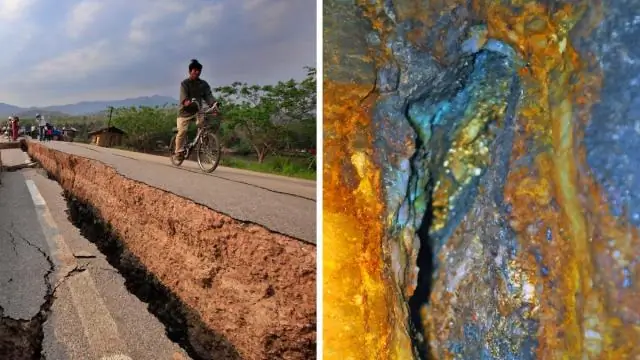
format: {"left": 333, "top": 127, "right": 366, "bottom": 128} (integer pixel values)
{"left": 179, "top": 81, "right": 190, "bottom": 106}
{"left": 202, "top": 81, "right": 216, "bottom": 106}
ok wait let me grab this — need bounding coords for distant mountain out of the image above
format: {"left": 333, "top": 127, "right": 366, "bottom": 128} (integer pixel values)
{"left": 0, "top": 103, "right": 25, "bottom": 117}
{"left": 42, "top": 95, "right": 178, "bottom": 115}
{"left": 0, "top": 95, "right": 178, "bottom": 118}
{"left": 15, "top": 109, "right": 71, "bottom": 119}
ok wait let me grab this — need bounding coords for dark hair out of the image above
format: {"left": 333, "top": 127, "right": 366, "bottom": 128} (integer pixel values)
{"left": 189, "top": 59, "right": 203, "bottom": 71}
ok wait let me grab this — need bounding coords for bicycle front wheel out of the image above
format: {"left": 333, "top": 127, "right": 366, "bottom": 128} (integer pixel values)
{"left": 196, "top": 132, "right": 221, "bottom": 173}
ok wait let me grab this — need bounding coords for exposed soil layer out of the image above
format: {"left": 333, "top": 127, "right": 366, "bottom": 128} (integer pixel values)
{"left": 0, "top": 288, "right": 59, "bottom": 360}
{"left": 0, "top": 305, "right": 47, "bottom": 360}
{"left": 64, "top": 197, "right": 235, "bottom": 360}
{"left": 27, "top": 141, "right": 317, "bottom": 360}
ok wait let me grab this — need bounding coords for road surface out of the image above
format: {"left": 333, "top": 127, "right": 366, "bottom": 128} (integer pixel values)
{"left": 32, "top": 140, "right": 317, "bottom": 243}
{"left": 0, "top": 149, "right": 190, "bottom": 359}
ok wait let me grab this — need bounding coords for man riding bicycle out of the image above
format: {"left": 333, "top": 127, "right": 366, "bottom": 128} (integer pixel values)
{"left": 175, "top": 59, "right": 219, "bottom": 160}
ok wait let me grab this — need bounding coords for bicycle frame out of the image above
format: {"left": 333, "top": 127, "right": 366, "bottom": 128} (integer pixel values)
{"left": 183, "top": 127, "right": 205, "bottom": 155}
{"left": 179, "top": 98, "right": 219, "bottom": 156}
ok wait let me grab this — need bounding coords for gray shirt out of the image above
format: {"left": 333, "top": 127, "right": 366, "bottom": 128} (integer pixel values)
{"left": 178, "top": 78, "right": 215, "bottom": 117}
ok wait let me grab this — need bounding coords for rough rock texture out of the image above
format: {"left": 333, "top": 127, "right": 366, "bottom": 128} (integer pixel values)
{"left": 323, "top": 1, "right": 417, "bottom": 358}
{"left": 27, "top": 142, "right": 316, "bottom": 360}
{"left": 324, "top": 0, "right": 640, "bottom": 359}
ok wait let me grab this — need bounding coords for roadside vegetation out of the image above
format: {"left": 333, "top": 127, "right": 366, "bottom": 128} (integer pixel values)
{"left": 48, "top": 67, "right": 317, "bottom": 180}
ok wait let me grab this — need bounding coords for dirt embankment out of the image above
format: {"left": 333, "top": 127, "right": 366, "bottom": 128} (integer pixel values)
{"left": 26, "top": 142, "right": 316, "bottom": 360}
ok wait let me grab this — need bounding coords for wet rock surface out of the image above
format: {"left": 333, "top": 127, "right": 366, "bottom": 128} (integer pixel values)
{"left": 27, "top": 142, "right": 317, "bottom": 360}
{"left": 324, "top": 0, "right": 640, "bottom": 359}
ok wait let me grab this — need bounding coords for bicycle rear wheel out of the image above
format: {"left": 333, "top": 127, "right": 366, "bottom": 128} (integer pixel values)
{"left": 169, "top": 134, "right": 185, "bottom": 166}
{"left": 196, "top": 131, "right": 221, "bottom": 173}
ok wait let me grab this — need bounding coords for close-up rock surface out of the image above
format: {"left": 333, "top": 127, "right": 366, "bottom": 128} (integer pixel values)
{"left": 323, "top": 0, "right": 640, "bottom": 359}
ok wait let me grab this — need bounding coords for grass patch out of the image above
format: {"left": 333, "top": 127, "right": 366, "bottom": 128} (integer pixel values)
{"left": 220, "top": 155, "right": 316, "bottom": 180}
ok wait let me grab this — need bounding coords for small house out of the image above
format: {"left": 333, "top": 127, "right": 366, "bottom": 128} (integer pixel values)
{"left": 88, "top": 126, "right": 125, "bottom": 147}
{"left": 62, "top": 126, "right": 77, "bottom": 142}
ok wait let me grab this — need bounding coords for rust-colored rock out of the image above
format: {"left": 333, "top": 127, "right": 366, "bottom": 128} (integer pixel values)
{"left": 324, "top": 0, "right": 640, "bottom": 359}
{"left": 27, "top": 142, "right": 316, "bottom": 360}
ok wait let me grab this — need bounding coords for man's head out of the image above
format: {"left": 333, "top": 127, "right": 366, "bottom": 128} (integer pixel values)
{"left": 188, "top": 59, "right": 203, "bottom": 80}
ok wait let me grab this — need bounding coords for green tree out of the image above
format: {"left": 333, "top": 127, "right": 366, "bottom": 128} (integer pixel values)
{"left": 111, "top": 105, "right": 175, "bottom": 152}
{"left": 214, "top": 83, "right": 281, "bottom": 163}
{"left": 263, "top": 66, "right": 316, "bottom": 151}
{"left": 214, "top": 66, "right": 316, "bottom": 162}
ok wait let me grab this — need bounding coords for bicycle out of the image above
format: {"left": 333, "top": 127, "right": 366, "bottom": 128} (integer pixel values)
{"left": 169, "top": 98, "right": 222, "bottom": 173}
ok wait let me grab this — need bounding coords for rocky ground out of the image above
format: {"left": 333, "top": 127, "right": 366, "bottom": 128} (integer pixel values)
{"left": 324, "top": 0, "right": 640, "bottom": 359}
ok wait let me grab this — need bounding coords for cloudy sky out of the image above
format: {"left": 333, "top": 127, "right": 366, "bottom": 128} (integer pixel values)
{"left": 0, "top": 0, "right": 316, "bottom": 107}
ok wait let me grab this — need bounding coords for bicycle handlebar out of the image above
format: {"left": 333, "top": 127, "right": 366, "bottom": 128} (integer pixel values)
{"left": 190, "top": 98, "right": 219, "bottom": 114}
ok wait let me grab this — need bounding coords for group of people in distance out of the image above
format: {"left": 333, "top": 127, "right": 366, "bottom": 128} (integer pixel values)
{"left": 36, "top": 113, "right": 54, "bottom": 141}
{"left": 6, "top": 113, "right": 53, "bottom": 141}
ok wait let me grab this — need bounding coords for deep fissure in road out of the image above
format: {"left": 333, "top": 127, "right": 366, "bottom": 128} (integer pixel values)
{"left": 26, "top": 142, "right": 316, "bottom": 360}
{"left": 0, "top": 302, "right": 49, "bottom": 360}
{"left": 0, "top": 227, "right": 55, "bottom": 360}
{"left": 63, "top": 191, "right": 234, "bottom": 360}
{"left": 1, "top": 159, "right": 233, "bottom": 360}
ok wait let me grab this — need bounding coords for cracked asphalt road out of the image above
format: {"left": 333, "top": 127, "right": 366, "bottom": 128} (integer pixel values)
{"left": 0, "top": 173, "right": 50, "bottom": 320}
{"left": 36, "top": 140, "right": 317, "bottom": 243}
{"left": 0, "top": 149, "right": 190, "bottom": 360}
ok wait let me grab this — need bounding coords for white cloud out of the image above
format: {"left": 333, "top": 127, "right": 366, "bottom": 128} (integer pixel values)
{"left": 29, "top": 40, "right": 113, "bottom": 82}
{"left": 244, "top": 0, "right": 288, "bottom": 36}
{"left": 27, "top": 40, "right": 141, "bottom": 83}
{"left": 0, "top": 0, "right": 37, "bottom": 67}
{"left": 128, "top": 1, "right": 187, "bottom": 44}
{"left": 0, "top": 0, "right": 35, "bottom": 21}
{"left": 0, "top": 0, "right": 314, "bottom": 106}
{"left": 128, "top": 27, "right": 147, "bottom": 43}
{"left": 66, "top": 1, "right": 104, "bottom": 38}
{"left": 0, "top": 22, "right": 35, "bottom": 61}
{"left": 183, "top": 3, "right": 224, "bottom": 32}
{"left": 242, "top": 0, "right": 266, "bottom": 11}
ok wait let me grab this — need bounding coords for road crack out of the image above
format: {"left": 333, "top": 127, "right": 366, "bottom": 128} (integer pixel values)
{"left": 0, "top": 224, "right": 86, "bottom": 359}
{"left": 4, "top": 228, "right": 19, "bottom": 256}
{"left": 2, "top": 162, "right": 38, "bottom": 172}
{"left": 51, "top": 266, "right": 87, "bottom": 294}
{"left": 7, "top": 223, "right": 55, "bottom": 292}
